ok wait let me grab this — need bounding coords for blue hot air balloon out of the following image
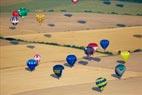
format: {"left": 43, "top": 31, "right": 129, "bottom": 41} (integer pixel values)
{"left": 53, "top": 65, "right": 64, "bottom": 78}
{"left": 26, "top": 59, "right": 38, "bottom": 71}
{"left": 100, "top": 39, "right": 109, "bottom": 50}
{"left": 84, "top": 46, "right": 94, "bottom": 57}
{"left": 66, "top": 54, "right": 77, "bottom": 67}
{"left": 115, "top": 63, "right": 126, "bottom": 78}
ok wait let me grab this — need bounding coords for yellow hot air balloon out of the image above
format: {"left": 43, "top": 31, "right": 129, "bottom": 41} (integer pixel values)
{"left": 35, "top": 13, "right": 45, "bottom": 24}
{"left": 120, "top": 51, "right": 130, "bottom": 62}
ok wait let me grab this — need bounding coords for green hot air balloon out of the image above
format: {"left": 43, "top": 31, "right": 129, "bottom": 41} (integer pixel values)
{"left": 96, "top": 77, "right": 107, "bottom": 91}
{"left": 18, "top": 8, "right": 28, "bottom": 18}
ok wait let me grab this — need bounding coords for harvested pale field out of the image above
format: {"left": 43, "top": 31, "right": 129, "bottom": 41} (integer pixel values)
{"left": 0, "top": 43, "right": 142, "bottom": 95}
{"left": 0, "top": 13, "right": 142, "bottom": 36}
{"left": 9, "top": 26, "right": 142, "bottom": 52}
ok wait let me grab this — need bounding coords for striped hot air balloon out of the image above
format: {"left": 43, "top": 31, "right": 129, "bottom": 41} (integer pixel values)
{"left": 11, "top": 16, "right": 19, "bottom": 26}
{"left": 96, "top": 77, "right": 107, "bottom": 91}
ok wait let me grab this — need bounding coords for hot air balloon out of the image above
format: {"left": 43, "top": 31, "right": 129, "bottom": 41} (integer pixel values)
{"left": 100, "top": 39, "right": 109, "bottom": 50}
{"left": 66, "top": 54, "right": 77, "bottom": 67}
{"left": 88, "top": 43, "right": 98, "bottom": 51}
{"left": 120, "top": 51, "right": 130, "bottom": 62}
{"left": 12, "top": 10, "right": 19, "bottom": 17}
{"left": 18, "top": 7, "right": 28, "bottom": 18}
{"left": 96, "top": 77, "right": 107, "bottom": 91}
{"left": 72, "top": 0, "right": 79, "bottom": 4}
{"left": 34, "top": 54, "right": 41, "bottom": 64}
{"left": 10, "top": 16, "right": 19, "bottom": 26}
{"left": 26, "top": 59, "right": 38, "bottom": 71}
{"left": 35, "top": 13, "right": 45, "bottom": 24}
{"left": 115, "top": 63, "right": 126, "bottom": 78}
{"left": 84, "top": 46, "right": 94, "bottom": 57}
{"left": 53, "top": 65, "right": 64, "bottom": 78}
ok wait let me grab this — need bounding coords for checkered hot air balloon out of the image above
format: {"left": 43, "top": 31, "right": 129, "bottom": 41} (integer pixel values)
{"left": 34, "top": 54, "right": 41, "bottom": 64}
{"left": 96, "top": 77, "right": 107, "bottom": 91}
{"left": 11, "top": 16, "right": 19, "bottom": 26}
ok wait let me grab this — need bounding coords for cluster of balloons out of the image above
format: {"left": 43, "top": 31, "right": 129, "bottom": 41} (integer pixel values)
{"left": 52, "top": 54, "right": 77, "bottom": 78}
{"left": 11, "top": 8, "right": 28, "bottom": 26}
{"left": 25, "top": 39, "right": 130, "bottom": 92}
{"left": 84, "top": 39, "right": 110, "bottom": 57}
{"left": 26, "top": 54, "right": 41, "bottom": 71}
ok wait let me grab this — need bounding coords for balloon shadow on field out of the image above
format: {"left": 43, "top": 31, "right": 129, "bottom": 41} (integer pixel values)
{"left": 78, "top": 60, "right": 88, "bottom": 65}
{"left": 116, "top": 60, "right": 125, "bottom": 64}
{"left": 25, "top": 67, "right": 34, "bottom": 72}
{"left": 50, "top": 74, "right": 59, "bottom": 79}
{"left": 111, "top": 74, "right": 121, "bottom": 79}
{"left": 9, "top": 26, "right": 16, "bottom": 30}
{"left": 64, "top": 63, "right": 72, "bottom": 68}
{"left": 92, "top": 87, "right": 102, "bottom": 92}
{"left": 83, "top": 56, "right": 101, "bottom": 62}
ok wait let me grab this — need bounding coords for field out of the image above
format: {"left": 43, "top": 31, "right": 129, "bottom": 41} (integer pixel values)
{"left": 1, "top": 0, "right": 142, "bottom": 15}
{"left": 0, "top": 0, "right": 142, "bottom": 95}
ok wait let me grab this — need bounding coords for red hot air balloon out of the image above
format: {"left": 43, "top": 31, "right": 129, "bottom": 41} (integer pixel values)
{"left": 12, "top": 10, "right": 19, "bottom": 17}
{"left": 34, "top": 54, "right": 41, "bottom": 64}
{"left": 72, "top": 0, "right": 79, "bottom": 4}
{"left": 88, "top": 43, "right": 98, "bottom": 51}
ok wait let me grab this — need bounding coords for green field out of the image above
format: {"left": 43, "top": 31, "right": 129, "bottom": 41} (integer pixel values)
{"left": 0, "top": 0, "right": 142, "bottom": 15}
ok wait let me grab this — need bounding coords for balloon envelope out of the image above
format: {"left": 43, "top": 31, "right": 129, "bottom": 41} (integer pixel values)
{"left": 84, "top": 46, "right": 94, "bottom": 56}
{"left": 27, "top": 59, "right": 38, "bottom": 71}
{"left": 66, "top": 54, "right": 77, "bottom": 67}
{"left": 96, "top": 77, "right": 107, "bottom": 91}
{"left": 11, "top": 16, "right": 19, "bottom": 26}
{"left": 88, "top": 43, "right": 98, "bottom": 51}
{"left": 34, "top": 54, "right": 41, "bottom": 63}
{"left": 100, "top": 39, "right": 109, "bottom": 50}
{"left": 115, "top": 63, "right": 126, "bottom": 77}
{"left": 120, "top": 51, "right": 130, "bottom": 62}
{"left": 12, "top": 10, "right": 19, "bottom": 17}
{"left": 18, "top": 8, "right": 28, "bottom": 17}
{"left": 53, "top": 65, "right": 64, "bottom": 78}
{"left": 72, "top": 0, "right": 79, "bottom": 4}
{"left": 35, "top": 13, "right": 45, "bottom": 24}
